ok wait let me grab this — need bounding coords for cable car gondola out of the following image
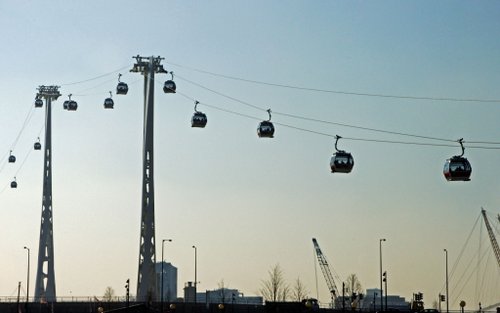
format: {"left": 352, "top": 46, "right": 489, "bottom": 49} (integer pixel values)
{"left": 116, "top": 73, "right": 128, "bottom": 95}
{"left": 163, "top": 72, "right": 176, "bottom": 93}
{"left": 8, "top": 151, "right": 16, "bottom": 163}
{"left": 68, "top": 100, "right": 77, "bottom": 111}
{"left": 65, "top": 94, "right": 77, "bottom": 111}
{"left": 443, "top": 138, "right": 471, "bottom": 181}
{"left": 191, "top": 101, "right": 207, "bottom": 128}
{"left": 11, "top": 177, "right": 17, "bottom": 188}
{"left": 35, "top": 98, "right": 43, "bottom": 108}
{"left": 257, "top": 109, "right": 275, "bottom": 138}
{"left": 34, "top": 137, "right": 41, "bottom": 150}
{"left": 104, "top": 91, "right": 114, "bottom": 109}
{"left": 330, "top": 135, "right": 354, "bottom": 173}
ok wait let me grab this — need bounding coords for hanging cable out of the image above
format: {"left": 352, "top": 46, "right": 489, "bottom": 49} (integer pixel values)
{"left": 174, "top": 73, "right": 500, "bottom": 145}
{"left": 60, "top": 64, "right": 132, "bottom": 86}
{"left": 175, "top": 74, "right": 267, "bottom": 112}
{"left": 166, "top": 60, "right": 500, "bottom": 103}
{"left": 0, "top": 101, "right": 39, "bottom": 176}
{"left": 174, "top": 88, "right": 500, "bottom": 150}
{"left": 274, "top": 111, "right": 456, "bottom": 143}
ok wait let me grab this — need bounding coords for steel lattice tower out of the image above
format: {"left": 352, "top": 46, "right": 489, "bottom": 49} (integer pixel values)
{"left": 131, "top": 56, "right": 168, "bottom": 302}
{"left": 34, "top": 85, "right": 61, "bottom": 303}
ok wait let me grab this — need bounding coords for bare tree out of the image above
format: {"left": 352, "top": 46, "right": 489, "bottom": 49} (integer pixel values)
{"left": 280, "top": 284, "right": 290, "bottom": 302}
{"left": 345, "top": 274, "right": 363, "bottom": 295}
{"left": 103, "top": 286, "right": 115, "bottom": 301}
{"left": 260, "top": 264, "right": 289, "bottom": 302}
{"left": 292, "top": 277, "right": 309, "bottom": 301}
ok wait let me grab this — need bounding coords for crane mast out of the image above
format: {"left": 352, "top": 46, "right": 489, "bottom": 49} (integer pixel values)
{"left": 312, "top": 238, "right": 340, "bottom": 307}
{"left": 481, "top": 208, "right": 500, "bottom": 268}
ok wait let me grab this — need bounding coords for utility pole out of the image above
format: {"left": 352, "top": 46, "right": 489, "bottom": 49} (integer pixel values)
{"left": 379, "top": 238, "right": 386, "bottom": 312}
{"left": 444, "top": 249, "right": 449, "bottom": 313}
{"left": 383, "top": 271, "right": 387, "bottom": 310}
{"left": 125, "top": 279, "right": 130, "bottom": 308}
{"left": 131, "top": 56, "right": 169, "bottom": 302}
{"left": 34, "top": 85, "right": 61, "bottom": 303}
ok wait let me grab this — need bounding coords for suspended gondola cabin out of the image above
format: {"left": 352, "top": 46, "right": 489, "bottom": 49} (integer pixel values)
{"left": 34, "top": 141, "right": 41, "bottom": 150}
{"left": 330, "top": 151, "right": 354, "bottom": 173}
{"left": 330, "top": 135, "right": 354, "bottom": 174}
{"left": 104, "top": 97, "right": 114, "bottom": 109}
{"left": 11, "top": 179, "right": 17, "bottom": 188}
{"left": 116, "top": 82, "right": 128, "bottom": 95}
{"left": 443, "top": 156, "right": 471, "bottom": 181}
{"left": 104, "top": 92, "right": 114, "bottom": 109}
{"left": 191, "top": 101, "right": 207, "bottom": 128}
{"left": 8, "top": 152, "right": 16, "bottom": 163}
{"left": 35, "top": 99, "right": 43, "bottom": 108}
{"left": 116, "top": 73, "right": 128, "bottom": 95}
{"left": 192, "top": 112, "right": 207, "bottom": 128}
{"left": 67, "top": 100, "right": 78, "bottom": 111}
{"left": 257, "top": 121, "right": 275, "bottom": 138}
{"left": 163, "top": 80, "right": 176, "bottom": 93}
{"left": 258, "top": 109, "right": 275, "bottom": 138}
{"left": 443, "top": 138, "right": 471, "bottom": 182}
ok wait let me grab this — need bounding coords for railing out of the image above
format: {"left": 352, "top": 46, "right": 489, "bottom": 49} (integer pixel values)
{"left": 0, "top": 295, "right": 137, "bottom": 303}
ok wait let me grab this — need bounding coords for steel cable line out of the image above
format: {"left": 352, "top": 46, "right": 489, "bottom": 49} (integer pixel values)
{"left": 172, "top": 87, "right": 500, "bottom": 150}
{"left": 53, "top": 65, "right": 500, "bottom": 147}
{"left": 60, "top": 67, "right": 500, "bottom": 146}
{"left": 176, "top": 73, "right": 453, "bottom": 141}
{"left": 175, "top": 74, "right": 267, "bottom": 112}
{"left": 273, "top": 111, "right": 455, "bottom": 143}
{"left": 0, "top": 142, "right": 37, "bottom": 196}
{"left": 55, "top": 69, "right": 500, "bottom": 151}
{"left": 175, "top": 74, "right": 500, "bottom": 149}
{"left": 166, "top": 60, "right": 500, "bottom": 104}
{"left": 0, "top": 101, "right": 38, "bottom": 176}
{"left": 59, "top": 64, "right": 132, "bottom": 86}
{"left": 69, "top": 76, "right": 142, "bottom": 98}
{"left": 451, "top": 245, "right": 490, "bottom": 306}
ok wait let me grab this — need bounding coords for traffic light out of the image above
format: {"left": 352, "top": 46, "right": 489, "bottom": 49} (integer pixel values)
{"left": 440, "top": 295, "right": 445, "bottom": 302}
{"left": 383, "top": 271, "right": 387, "bottom": 282}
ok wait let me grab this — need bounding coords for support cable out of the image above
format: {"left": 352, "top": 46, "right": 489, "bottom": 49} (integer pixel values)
{"left": 174, "top": 87, "right": 500, "bottom": 150}
{"left": 175, "top": 73, "right": 500, "bottom": 146}
{"left": 60, "top": 64, "right": 132, "bottom": 86}
{"left": 166, "top": 60, "right": 500, "bottom": 104}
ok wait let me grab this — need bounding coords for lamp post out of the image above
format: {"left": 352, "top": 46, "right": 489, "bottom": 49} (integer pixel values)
{"left": 192, "top": 245, "right": 197, "bottom": 304}
{"left": 161, "top": 239, "right": 172, "bottom": 313}
{"left": 23, "top": 247, "right": 30, "bottom": 304}
{"left": 379, "top": 239, "right": 386, "bottom": 312}
{"left": 444, "top": 249, "right": 449, "bottom": 313}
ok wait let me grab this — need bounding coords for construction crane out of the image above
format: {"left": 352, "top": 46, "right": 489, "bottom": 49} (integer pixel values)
{"left": 481, "top": 208, "right": 500, "bottom": 268}
{"left": 312, "top": 238, "right": 340, "bottom": 307}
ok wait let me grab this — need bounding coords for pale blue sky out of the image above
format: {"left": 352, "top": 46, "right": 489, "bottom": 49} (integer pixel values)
{"left": 1, "top": 0, "right": 500, "bottom": 309}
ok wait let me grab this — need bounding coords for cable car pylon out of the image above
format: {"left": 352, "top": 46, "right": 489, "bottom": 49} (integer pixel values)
{"left": 130, "top": 55, "right": 170, "bottom": 302}
{"left": 33, "top": 85, "right": 61, "bottom": 303}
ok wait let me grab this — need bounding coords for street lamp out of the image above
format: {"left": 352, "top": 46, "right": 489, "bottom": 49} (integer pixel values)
{"left": 444, "top": 249, "right": 449, "bottom": 313}
{"left": 23, "top": 247, "right": 30, "bottom": 304}
{"left": 192, "top": 245, "right": 197, "bottom": 304}
{"left": 161, "top": 239, "right": 172, "bottom": 313}
{"left": 379, "top": 238, "right": 386, "bottom": 312}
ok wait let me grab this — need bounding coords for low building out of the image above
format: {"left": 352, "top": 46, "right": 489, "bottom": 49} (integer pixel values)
{"left": 182, "top": 286, "right": 263, "bottom": 305}
{"left": 360, "top": 288, "right": 409, "bottom": 311}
